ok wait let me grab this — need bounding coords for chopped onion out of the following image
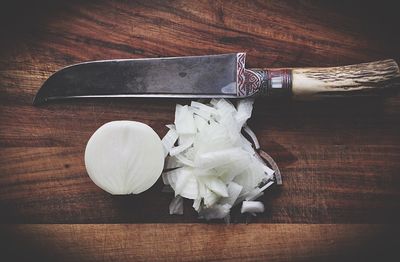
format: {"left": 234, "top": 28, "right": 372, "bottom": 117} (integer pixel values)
{"left": 244, "top": 188, "right": 264, "bottom": 201}
{"left": 161, "top": 172, "right": 170, "bottom": 185}
{"left": 259, "top": 180, "right": 275, "bottom": 192}
{"left": 235, "top": 99, "right": 254, "bottom": 127}
{"left": 169, "top": 196, "right": 184, "bottom": 215}
{"left": 193, "top": 115, "right": 208, "bottom": 132}
{"left": 175, "top": 153, "right": 195, "bottom": 167}
{"left": 193, "top": 198, "right": 202, "bottom": 211}
{"left": 203, "top": 188, "right": 220, "bottom": 207}
{"left": 85, "top": 121, "right": 164, "bottom": 195}
{"left": 259, "top": 150, "right": 283, "bottom": 185}
{"left": 195, "top": 147, "right": 246, "bottom": 169}
{"left": 199, "top": 204, "right": 232, "bottom": 220}
{"left": 164, "top": 156, "right": 182, "bottom": 170}
{"left": 161, "top": 128, "right": 179, "bottom": 157}
{"left": 220, "top": 182, "right": 243, "bottom": 206}
{"left": 200, "top": 176, "right": 228, "bottom": 197}
{"left": 243, "top": 125, "right": 260, "bottom": 150}
{"left": 171, "top": 167, "right": 199, "bottom": 199}
{"left": 241, "top": 201, "right": 265, "bottom": 214}
{"left": 174, "top": 105, "right": 196, "bottom": 135}
{"left": 161, "top": 99, "right": 281, "bottom": 220}
{"left": 169, "top": 137, "right": 194, "bottom": 156}
{"left": 191, "top": 101, "right": 218, "bottom": 115}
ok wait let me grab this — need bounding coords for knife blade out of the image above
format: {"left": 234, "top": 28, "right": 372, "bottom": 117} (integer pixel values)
{"left": 33, "top": 53, "right": 400, "bottom": 105}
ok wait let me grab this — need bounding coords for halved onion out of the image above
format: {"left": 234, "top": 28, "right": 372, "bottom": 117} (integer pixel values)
{"left": 85, "top": 121, "right": 164, "bottom": 195}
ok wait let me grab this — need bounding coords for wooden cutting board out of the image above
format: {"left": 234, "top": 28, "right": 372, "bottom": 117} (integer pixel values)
{"left": 0, "top": 1, "right": 399, "bottom": 261}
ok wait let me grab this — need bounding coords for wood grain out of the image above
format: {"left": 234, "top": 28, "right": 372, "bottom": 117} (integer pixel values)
{"left": 0, "top": 0, "right": 400, "bottom": 261}
{"left": 1, "top": 224, "right": 398, "bottom": 262}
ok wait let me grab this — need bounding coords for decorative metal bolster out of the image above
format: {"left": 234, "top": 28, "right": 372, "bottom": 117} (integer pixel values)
{"left": 237, "top": 53, "right": 264, "bottom": 96}
{"left": 240, "top": 68, "right": 292, "bottom": 97}
{"left": 243, "top": 69, "right": 263, "bottom": 96}
{"left": 236, "top": 53, "right": 247, "bottom": 96}
{"left": 263, "top": 69, "right": 292, "bottom": 97}
{"left": 236, "top": 53, "right": 292, "bottom": 97}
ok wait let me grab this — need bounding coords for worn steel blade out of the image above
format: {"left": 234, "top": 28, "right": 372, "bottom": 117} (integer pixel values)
{"left": 33, "top": 53, "right": 246, "bottom": 105}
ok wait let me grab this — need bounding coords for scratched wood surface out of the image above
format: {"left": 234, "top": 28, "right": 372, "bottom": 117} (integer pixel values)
{"left": 0, "top": 0, "right": 399, "bottom": 261}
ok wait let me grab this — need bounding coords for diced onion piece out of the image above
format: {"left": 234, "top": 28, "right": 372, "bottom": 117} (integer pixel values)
{"left": 209, "top": 98, "right": 219, "bottom": 106}
{"left": 169, "top": 196, "right": 184, "bottom": 215}
{"left": 175, "top": 105, "right": 196, "bottom": 135}
{"left": 195, "top": 147, "right": 246, "bottom": 169}
{"left": 244, "top": 188, "right": 264, "bottom": 201}
{"left": 178, "top": 134, "right": 194, "bottom": 145}
{"left": 162, "top": 168, "right": 181, "bottom": 189}
{"left": 191, "top": 101, "right": 218, "bottom": 115}
{"left": 243, "top": 125, "right": 260, "bottom": 150}
{"left": 84, "top": 121, "right": 164, "bottom": 195}
{"left": 259, "top": 181, "right": 274, "bottom": 192}
{"left": 215, "top": 99, "right": 236, "bottom": 114}
{"left": 241, "top": 201, "right": 265, "bottom": 214}
{"left": 166, "top": 124, "right": 176, "bottom": 130}
{"left": 169, "top": 136, "right": 194, "bottom": 156}
{"left": 190, "top": 107, "right": 212, "bottom": 120}
{"left": 193, "top": 115, "right": 208, "bottom": 132}
{"left": 175, "top": 154, "right": 195, "bottom": 167}
{"left": 203, "top": 188, "right": 220, "bottom": 207}
{"left": 236, "top": 99, "right": 254, "bottom": 127}
{"left": 173, "top": 168, "right": 199, "bottom": 199}
{"left": 199, "top": 204, "right": 232, "bottom": 220}
{"left": 201, "top": 177, "right": 228, "bottom": 197}
{"left": 164, "top": 156, "right": 182, "bottom": 170}
{"left": 259, "top": 149, "right": 282, "bottom": 185}
{"left": 217, "top": 158, "right": 252, "bottom": 183}
{"left": 233, "top": 160, "right": 268, "bottom": 193}
{"left": 193, "top": 198, "right": 202, "bottom": 211}
{"left": 161, "top": 172, "right": 170, "bottom": 185}
{"left": 220, "top": 182, "right": 243, "bottom": 206}
{"left": 162, "top": 129, "right": 179, "bottom": 157}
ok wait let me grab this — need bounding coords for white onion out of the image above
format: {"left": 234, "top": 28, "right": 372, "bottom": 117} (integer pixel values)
{"left": 164, "top": 156, "right": 182, "bottom": 170}
{"left": 241, "top": 201, "right": 265, "bottom": 214}
{"left": 85, "top": 121, "right": 164, "bottom": 195}
{"left": 162, "top": 99, "right": 280, "bottom": 220}
{"left": 220, "top": 182, "right": 243, "bottom": 206}
{"left": 161, "top": 128, "right": 178, "bottom": 157}
{"left": 243, "top": 125, "right": 260, "bottom": 150}
{"left": 175, "top": 105, "right": 196, "bottom": 135}
{"left": 173, "top": 167, "right": 199, "bottom": 199}
{"left": 169, "top": 196, "right": 184, "bottom": 215}
{"left": 169, "top": 136, "right": 194, "bottom": 156}
{"left": 199, "top": 204, "right": 232, "bottom": 220}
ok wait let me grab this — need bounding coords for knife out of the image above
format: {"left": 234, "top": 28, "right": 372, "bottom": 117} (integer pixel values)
{"left": 33, "top": 53, "right": 400, "bottom": 105}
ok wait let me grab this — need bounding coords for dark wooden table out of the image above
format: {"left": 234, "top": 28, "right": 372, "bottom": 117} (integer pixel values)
{"left": 1, "top": 1, "right": 399, "bottom": 261}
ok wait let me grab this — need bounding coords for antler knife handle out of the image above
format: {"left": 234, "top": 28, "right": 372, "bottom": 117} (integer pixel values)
{"left": 246, "top": 59, "right": 400, "bottom": 99}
